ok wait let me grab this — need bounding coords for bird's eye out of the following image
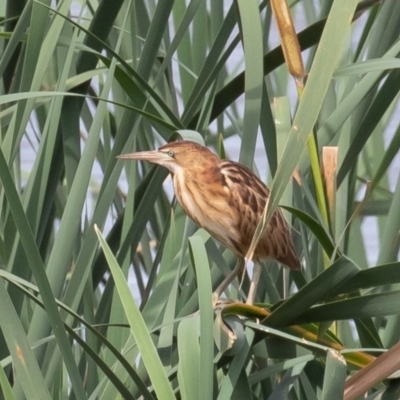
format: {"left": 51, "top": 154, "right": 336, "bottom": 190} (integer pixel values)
{"left": 168, "top": 150, "right": 175, "bottom": 157}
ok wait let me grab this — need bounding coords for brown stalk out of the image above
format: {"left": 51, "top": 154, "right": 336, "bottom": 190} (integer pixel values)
{"left": 270, "top": 0, "right": 305, "bottom": 87}
{"left": 344, "top": 341, "right": 400, "bottom": 400}
{"left": 322, "top": 146, "right": 338, "bottom": 229}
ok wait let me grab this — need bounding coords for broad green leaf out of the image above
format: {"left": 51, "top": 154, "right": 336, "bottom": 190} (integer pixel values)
{"left": 95, "top": 225, "right": 175, "bottom": 400}
{"left": 235, "top": 0, "right": 264, "bottom": 167}
{"left": 0, "top": 281, "right": 51, "bottom": 400}
{"left": 295, "top": 290, "right": 400, "bottom": 324}
{"left": 321, "top": 350, "right": 347, "bottom": 400}
{"left": 265, "top": 256, "right": 359, "bottom": 327}
{"left": 177, "top": 316, "right": 200, "bottom": 400}
{"left": 188, "top": 235, "right": 214, "bottom": 399}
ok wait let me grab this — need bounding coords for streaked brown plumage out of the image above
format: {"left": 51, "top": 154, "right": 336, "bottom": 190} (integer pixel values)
{"left": 119, "top": 140, "right": 300, "bottom": 303}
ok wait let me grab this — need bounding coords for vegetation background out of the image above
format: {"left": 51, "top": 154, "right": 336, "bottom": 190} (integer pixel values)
{"left": 0, "top": 0, "right": 399, "bottom": 399}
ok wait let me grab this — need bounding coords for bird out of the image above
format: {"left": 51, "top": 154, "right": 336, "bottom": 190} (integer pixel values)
{"left": 118, "top": 140, "right": 300, "bottom": 304}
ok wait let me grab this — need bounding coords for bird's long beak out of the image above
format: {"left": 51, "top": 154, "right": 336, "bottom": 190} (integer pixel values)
{"left": 117, "top": 150, "right": 168, "bottom": 165}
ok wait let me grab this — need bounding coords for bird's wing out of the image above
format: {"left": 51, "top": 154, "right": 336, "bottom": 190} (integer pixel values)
{"left": 220, "top": 160, "right": 269, "bottom": 219}
{"left": 220, "top": 160, "right": 300, "bottom": 269}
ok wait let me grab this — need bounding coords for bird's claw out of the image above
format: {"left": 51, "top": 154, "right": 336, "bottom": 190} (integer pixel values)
{"left": 212, "top": 293, "right": 235, "bottom": 308}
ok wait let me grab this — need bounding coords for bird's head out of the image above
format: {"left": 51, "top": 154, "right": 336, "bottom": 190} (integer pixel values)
{"left": 118, "top": 140, "right": 217, "bottom": 174}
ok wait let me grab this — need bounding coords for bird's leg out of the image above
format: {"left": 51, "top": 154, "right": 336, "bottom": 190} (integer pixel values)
{"left": 238, "top": 258, "right": 249, "bottom": 292}
{"left": 246, "top": 261, "right": 262, "bottom": 305}
{"left": 212, "top": 257, "right": 245, "bottom": 304}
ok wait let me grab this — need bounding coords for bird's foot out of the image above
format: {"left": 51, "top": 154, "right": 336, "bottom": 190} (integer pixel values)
{"left": 212, "top": 292, "right": 222, "bottom": 307}
{"left": 212, "top": 292, "right": 235, "bottom": 308}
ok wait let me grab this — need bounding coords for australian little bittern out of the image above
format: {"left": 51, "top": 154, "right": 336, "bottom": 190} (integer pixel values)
{"left": 119, "top": 140, "right": 300, "bottom": 304}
